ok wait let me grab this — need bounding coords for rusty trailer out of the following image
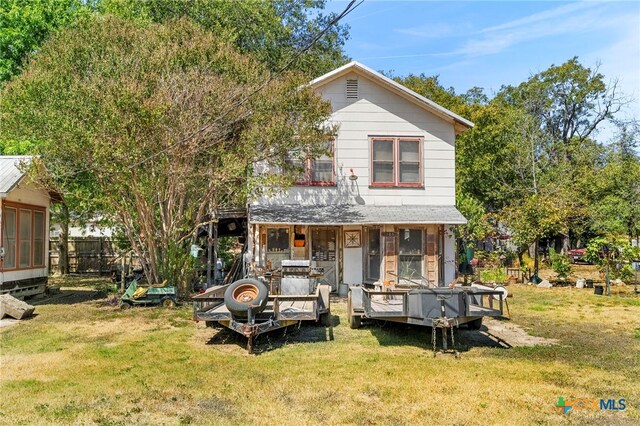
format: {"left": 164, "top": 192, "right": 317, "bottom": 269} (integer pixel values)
{"left": 193, "top": 260, "right": 330, "bottom": 353}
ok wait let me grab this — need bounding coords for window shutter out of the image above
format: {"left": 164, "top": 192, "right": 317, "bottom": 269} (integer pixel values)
{"left": 346, "top": 79, "right": 358, "bottom": 99}
{"left": 383, "top": 229, "right": 397, "bottom": 284}
{"left": 425, "top": 226, "right": 438, "bottom": 286}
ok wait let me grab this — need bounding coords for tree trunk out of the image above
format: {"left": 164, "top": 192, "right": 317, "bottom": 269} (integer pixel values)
{"left": 533, "top": 239, "right": 539, "bottom": 276}
{"left": 562, "top": 233, "right": 570, "bottom": 254}
{"left": 58, "top": 203, "right": 70, "bottom": 275}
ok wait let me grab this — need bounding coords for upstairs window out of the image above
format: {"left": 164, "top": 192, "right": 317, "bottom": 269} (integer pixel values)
{"left": 286, "top": 140, "right": 335, "bottom": 186}
{"left": 371, "top": 137, "right": 422, "bottom": 187}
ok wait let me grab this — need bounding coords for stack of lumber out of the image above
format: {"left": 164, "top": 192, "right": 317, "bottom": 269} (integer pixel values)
{"left": 0, "top": 294, "right": 35, "bottom": 320}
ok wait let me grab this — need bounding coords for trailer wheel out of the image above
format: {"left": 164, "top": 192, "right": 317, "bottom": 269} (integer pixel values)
{"left": 347, "top": 292, "right": 361, "bottom": 329}
{"left": 161, "top": 297, "right": 176, "bottom": 309}
{"left": 224, "top": 279, "right": 269, "bottom": 317}
{"left": 119, "top": 301, "right": 132, "bottom": 310}
{"left": 467, "top": 317, "right": 483, "bottom": 330}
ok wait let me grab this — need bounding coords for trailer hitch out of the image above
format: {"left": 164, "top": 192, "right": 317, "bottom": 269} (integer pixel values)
{"left": 432, "top": 296, "right": 460, "bottom": 358}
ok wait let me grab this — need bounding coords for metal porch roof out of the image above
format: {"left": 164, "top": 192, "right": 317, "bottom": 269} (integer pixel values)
{"left": 0, "top": 156, "right": 31, "bottom": 198}
{"left": 249, "top": 204, "right": 467, "bottom": 225}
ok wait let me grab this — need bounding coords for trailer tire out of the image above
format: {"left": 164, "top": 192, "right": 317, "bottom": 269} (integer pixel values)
{"left": 224, "top": 279, "right": 269, "bottom": 318}
{"left": 467, "top": 317, "right": 483, "bottom": 330}
{"left": 347, "top": 292, "right": 361, "bottom": 329}
{"left": 119, "top": 301, "right": 132, "bottom": 310}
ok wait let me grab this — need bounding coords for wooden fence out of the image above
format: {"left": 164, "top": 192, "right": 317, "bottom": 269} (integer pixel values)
{"left": 49, "top": 237, "right": 123, "bottom": 275}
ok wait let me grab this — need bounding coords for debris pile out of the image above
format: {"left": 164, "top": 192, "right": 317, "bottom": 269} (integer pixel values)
{"left": 0, "top": 294, "right": 35, "bottom": 320}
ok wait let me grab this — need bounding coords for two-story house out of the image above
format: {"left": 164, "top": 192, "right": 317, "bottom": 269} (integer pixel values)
{"left": 246, "top": 62, "right": 472, "bottom": 293}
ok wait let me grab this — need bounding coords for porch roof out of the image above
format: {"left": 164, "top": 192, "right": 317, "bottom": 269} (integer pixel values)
{"left": 249, "top": 204, "right": 467, "bottom": 225}
{"left": 0, "top": 156, "right": 30, "bottom": 198}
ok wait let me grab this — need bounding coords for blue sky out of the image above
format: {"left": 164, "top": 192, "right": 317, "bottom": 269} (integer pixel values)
{"left": 326, "top": 1, "right": 640, "bottom": 142}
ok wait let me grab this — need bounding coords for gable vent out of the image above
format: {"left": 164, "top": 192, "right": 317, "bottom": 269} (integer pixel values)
{"left": 346, "top": 79, "right": 358, "bottom": 99}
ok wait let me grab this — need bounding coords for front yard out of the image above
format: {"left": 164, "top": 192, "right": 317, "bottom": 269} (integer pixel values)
{"left": 1, "top": 277, "right": 639, "bottom": 425}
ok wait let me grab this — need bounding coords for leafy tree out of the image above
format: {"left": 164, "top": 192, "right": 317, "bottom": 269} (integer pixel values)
{"left": 99, "top": 0, "right": 350, "bottom": 75}
{"left": 0, "top": 16, "right": 333, "bottom": 292}
{"left": 499, "top": 57, "right": 625, "bottom": 150}
{"left": 456, "top": 192, "right": 493, "bottom": 247}
{"left": 0, "top": 0, "right": 95, "bottom": 84}
{"left": 584, "top": 236, "right": 640, "bottom": 285}
{"left": 584, "top": 124, "right": 640, "bottom": 240}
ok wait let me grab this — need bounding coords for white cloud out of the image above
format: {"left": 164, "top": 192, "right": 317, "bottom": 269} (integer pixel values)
{"left": 478, "top": 1, "right": 597, "bottom": 34}
{"left": 442, "top": 2, "right": 624, "bottom": 57}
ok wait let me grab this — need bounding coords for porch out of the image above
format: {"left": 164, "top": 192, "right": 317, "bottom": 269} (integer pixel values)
{"left": 247, "top": 204, "right": 465, "bottom": 292}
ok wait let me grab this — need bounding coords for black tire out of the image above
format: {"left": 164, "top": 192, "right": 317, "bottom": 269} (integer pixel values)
{"left": 347, "top": 292, "right": 361, "bottom": 329}
{"left": 161, "top": 297, "right": 176, "bottom": 309}
{"left": 467, "top": 317, "right": 483, "bottom": 330}
{"left": 119, "top": 301, "right": 132, "bottom": 310}
{"left": 224, "top": 279, "right": 269, "bottom": 318}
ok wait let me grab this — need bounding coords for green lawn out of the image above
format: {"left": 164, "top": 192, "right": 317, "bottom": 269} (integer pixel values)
{"left": 1, "top": 277, "right": 639, "bottom": 425}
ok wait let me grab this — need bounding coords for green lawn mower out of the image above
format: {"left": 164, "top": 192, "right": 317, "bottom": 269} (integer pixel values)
{"left": 120, "top": 279, "right": 178, "bottom": 309}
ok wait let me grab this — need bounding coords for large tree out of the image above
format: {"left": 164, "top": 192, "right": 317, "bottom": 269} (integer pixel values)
{"left": 0, "top": 0, "right": 95, "bottom": 84}
{"left": 0, "top": 15, "right": 333, "bottom": 291}
{"left": 99, "top": 0, "right": 350, "bottom": 76}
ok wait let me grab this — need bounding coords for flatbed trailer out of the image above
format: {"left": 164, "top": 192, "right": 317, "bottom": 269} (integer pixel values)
{"left": 348, "top": 284, "right": 505, "bottom": 353}
{"left": 193, "top": 282, "right": 330, "bottom": 353}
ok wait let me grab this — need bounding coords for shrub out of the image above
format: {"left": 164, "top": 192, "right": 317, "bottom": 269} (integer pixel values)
{"left": 550, "top": 249, "right": 571, "bottom": 279}
{"left": 480, "top": 267, "right": 507, "bottom": 284}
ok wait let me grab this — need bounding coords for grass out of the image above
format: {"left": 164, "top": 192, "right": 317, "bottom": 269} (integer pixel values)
{"left": 1, "top": 277, "right": 639, "bottom": 425}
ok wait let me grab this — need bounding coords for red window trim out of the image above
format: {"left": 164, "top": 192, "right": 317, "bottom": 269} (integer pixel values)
{"left": 370, "top": 137, "right": 423, "bottom": 188}
{"left": 292, "top": 139, "right": 337, "bottom": 186}
{"left": 1, "top": 201, "right": 46, "bottom": 272}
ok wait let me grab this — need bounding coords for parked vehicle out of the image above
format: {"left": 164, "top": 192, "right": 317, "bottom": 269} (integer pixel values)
{"left": 568, "top": 248, "right": 587, "bottom": 263}
{"left": 120, "top": 279, "right": 177, "bottom": 309}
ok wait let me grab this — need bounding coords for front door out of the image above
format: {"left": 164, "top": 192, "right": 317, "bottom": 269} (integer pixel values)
{"left": 311, "top": 227, "right": 338, "bottom": 292}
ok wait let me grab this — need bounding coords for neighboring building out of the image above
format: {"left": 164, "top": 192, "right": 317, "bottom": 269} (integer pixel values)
{"left": 246, "top": 62, "right": 472, "bottom": 292}
{"left": 0, "top": 156, "right": 54, "bottom": 298}
{"left": 50, "top": 218, "right": 113, "bottom": 238}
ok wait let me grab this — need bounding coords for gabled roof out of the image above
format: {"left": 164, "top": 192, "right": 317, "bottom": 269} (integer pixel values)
{"left": 309, "top": 61, "right": 474, "bottom": 135}
{"left": 0, "top": 156, "right": 31, "bottom": 198}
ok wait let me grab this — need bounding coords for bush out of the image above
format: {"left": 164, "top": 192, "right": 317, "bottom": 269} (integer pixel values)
{"left": 550, "top": 249, "right": 571, "bottom": 279}
{"left": 480, "top": 267, "right": 507, "bottom": 284}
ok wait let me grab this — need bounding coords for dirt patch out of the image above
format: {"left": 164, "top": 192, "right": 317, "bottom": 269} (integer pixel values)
{"left": 463, "top": 317, "right": 558, "bottom": 348}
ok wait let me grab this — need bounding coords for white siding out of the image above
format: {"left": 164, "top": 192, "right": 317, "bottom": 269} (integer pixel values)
{"left": 258, "top": 71, "right": 456, "bottom": 207}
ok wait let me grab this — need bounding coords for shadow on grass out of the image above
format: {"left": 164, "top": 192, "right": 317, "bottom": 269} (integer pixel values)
{"left": 30, "top": 289, "right": 107, "bottom": 306}
{"left": 365, "top": 320, "right": 512, "bottom": 352}
{"left": 204, "top": 314, "right": 341, "bottom": 355}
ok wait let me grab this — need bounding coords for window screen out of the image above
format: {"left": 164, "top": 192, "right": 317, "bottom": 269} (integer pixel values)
{"left": 33, "top": 211, "right": 45, "bottom": 266}
{"left": 19, "top": 209, "right": 32, "bottom": 268}
{"left": 2, "top": 208, "right": 17, "bottom": 269}
{"left": 398, "top": 228, "right": 423, "bottom": 280}
{"left": 372, "top": 139, "right": 394, "bottom": 183}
